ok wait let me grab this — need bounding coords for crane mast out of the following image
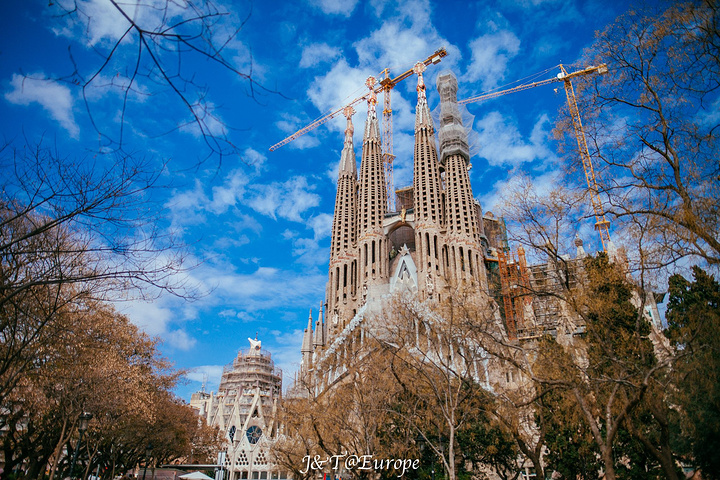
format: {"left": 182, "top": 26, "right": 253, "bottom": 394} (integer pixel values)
{"left": 461, "top": 63, "right": 610, "bottom": 341}
{"left": 378, "top": 48, "right": 446, "bottom": 211}
{"left": 460, "top": 63, "right": 611, "bottom": 252}
{"left": 558, "top": 64, "right": 611, "bottom": 251}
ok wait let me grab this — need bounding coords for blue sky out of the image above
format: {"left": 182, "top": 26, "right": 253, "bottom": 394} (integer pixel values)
{"left": 1, "top": 0, "right": 632, "bottom": 401}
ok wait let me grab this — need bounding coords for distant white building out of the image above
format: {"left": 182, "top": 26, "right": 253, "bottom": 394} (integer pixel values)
{"left": 190, "top": 338, "right": 287, "bottom": 480}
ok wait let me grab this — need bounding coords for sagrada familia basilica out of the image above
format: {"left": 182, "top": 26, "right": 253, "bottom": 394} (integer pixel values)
{"left": 299, "top": 64, "right": 512, "bottom": 394}
{"left": 190, "top": 62, "right": 664, "bottom": 480}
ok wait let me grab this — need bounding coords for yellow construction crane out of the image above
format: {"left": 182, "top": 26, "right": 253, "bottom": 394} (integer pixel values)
{"left": 460, "top": 63, "right": 611, "bottom": 252}
{"left": 377, "top": 48, "right": 447, "bottom": 210}
{"left": 269, "top": 48, "right": 448, "bottom": 212}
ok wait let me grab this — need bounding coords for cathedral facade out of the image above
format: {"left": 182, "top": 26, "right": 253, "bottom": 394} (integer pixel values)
{"left": 191, "top": 339, "right": 287, "bottom": 480}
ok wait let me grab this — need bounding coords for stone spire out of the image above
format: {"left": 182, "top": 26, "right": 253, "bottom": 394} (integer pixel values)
{"left": 330, "top": 106, "right": 358, "bottom": 259}
{"left": 437, "top": 71, "right": 470, "bottom": 165}
{"left": 338, "top": 106, "right": 357, "bottom": 177}
{"left": 301, "top": 310, "right": 313, "bottom": 354}
{"left": 437, "top": 71, "right": 485, "bottom": 286}
{"left": 300, "top": 309, "right": 314, "bottom": 384}
{"left": 327, "top": 107, "right": 359, "bottom": 331}
{"left": 412, "top": 62, "right": 445, "bottom": 289}
{"left": 357, "top": 76, "right": 388, "bottom": 290}
{"left": 414, "top": 62, "right": 434, "bottom": 130}
{"left": 313, "top": 302, "right": 324, "bottom": 348}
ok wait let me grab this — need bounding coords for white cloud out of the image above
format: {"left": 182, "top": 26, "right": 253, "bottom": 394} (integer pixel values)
{"left": 166, "top": 329, "right": 197, "bottom": 350}
{"left": 53, "top": 0, "right": 132, "bottom": 46}
{"left": 280, "top": 214, "right": 332, "bottom": 266}
{"left": 166, "top": 169, "right": 322, "bottom": 235}
{"left": 299, "top": 43, "right": 342, "bottom": 68}
{"left": 218, "top": 309, "right": 239, "bottom": 318}
{"left": 165, "top": 180, "right": 210, "bottom": 230}
{"left": 354, "top": 23, "right": 433, "bottom": 72}
{"left": 118, "top": 297, "right": 197, "bottom": 351}
{"left": 5, "top": 74, "right": 79, "bottom": 138}
{"left": 196, "top": 264, "right": 327, "bottom": 312}
{"left": 53, "top": 0, "right": 189, "bottom": 47}
{"left": 266, "top": 328, "right": 305, "bottom": 392}
{"left": 307, "top": 59, "right": 374, "bottom": 131}
{"left": 81, "top": 73, "right": 150, "bottom": 103}
{"left": 474, "top": 111, "right": 556, "bottom": 167}
{"left": 246, "top": 176, "right": 321, "bottom": 222}
{"left": 186, "top": 364, "right": 225, "bottom": 391}
{"left": 179, "top": 101, "right": 228, "bottom": 139}
{"left": 291, "top": 237, "right": 326, "bottom": 266}
{"left": 698, "top": 96, "right": 720, "bottom": 127}
{"left": 307, "top": 213, "right": 333, "bottom": 240}
{"left": 308, "top": 0, "right": 359, "bottom": 17}
{"left": 242, "top": 147, "right": 267, "bottom": 171}
{"left": 273, "top": 112, "right": 323, "bottom": 151}
{"left": 465, "top": 30, "right": 521, "bottom": 90}
{"left": 478, "top": 170, "right": 560, "bottom": 216}
{"left": 208, "top": 169, "right": 250, "bottom": 214}
{"left": 218, "top": 308, "right": 257, "bottom": 323}
{"left": 119, "top": 299, "right": 173, "bottom": 336}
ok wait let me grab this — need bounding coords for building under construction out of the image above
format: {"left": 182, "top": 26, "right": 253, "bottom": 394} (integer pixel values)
{"left": 190, "top": 339, "right": 286, "bottom": 480}
{"left": 289, "top": 59, "right": 663, "bottom": 394}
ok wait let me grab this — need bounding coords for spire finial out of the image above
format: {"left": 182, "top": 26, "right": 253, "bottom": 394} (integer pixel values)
{"left": 343, "top": 106, "right": 355, "bottom": 136}
{"left": 414, "top": 62, "right": 427, "bottom": 101}
{"left": 365, "top": 76, "right": 377, "bottom": 115}
{"left": 414, "top": 62, "right": 432, "bottom": 130}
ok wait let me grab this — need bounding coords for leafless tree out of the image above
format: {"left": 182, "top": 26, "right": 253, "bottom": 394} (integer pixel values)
{"left": 561, "top": 0, "right": 720, "bottom": 269}
{"left": 0, "top": 140, "right": 193, "bottom": 407}
{"left": 39, "top": 0, "right": 278, "bottom": 163}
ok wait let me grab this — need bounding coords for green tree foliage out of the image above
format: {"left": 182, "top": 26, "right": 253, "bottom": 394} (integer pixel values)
{"left": 530, "top": 254, "right": 669, "bottom": 480}
{"left": 666, "top": 266, "right": 720, "bottom": 478}
{"left": 538, "top": 364, "right": 601, "bottom": 480}
{"left": 456, "top": 417, "right": 521, "bottom": 480}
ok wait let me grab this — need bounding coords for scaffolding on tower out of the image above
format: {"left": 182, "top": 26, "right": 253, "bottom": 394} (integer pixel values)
{"left": 496, "top": 218, "right": 535, "bottom": 341}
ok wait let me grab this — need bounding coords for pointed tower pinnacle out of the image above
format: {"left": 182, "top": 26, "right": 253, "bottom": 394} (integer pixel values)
{"left": 575, "top": 234, "right": 587, "bottom": 258}
{"left": 339, "top": 106, "right": 357, "bottom": 177}
{"left": 313, "top": 302, "right": 325, "bottom": 348}
{"left": 364, "top": 76, "right": 380, "bottom": 141}
{"left": 437, "top": 72, "right": 470, "bottom": 165}
{"left": 437, "top": 71, "right": 485, "bottom": 286}
{"left": 301, "top": 309, "right": 313, "bottom": 353}
{"left": 357, "top": 75, "right": 388, "bottom": 290}
{"left": 413, "top": 61, "right": 444, "bottom": 286}
{"left": 327, "top": 107, "right": 359, "bottom": 331}
{"left": 414, "top": 62, "right": 433, "bottom": 130}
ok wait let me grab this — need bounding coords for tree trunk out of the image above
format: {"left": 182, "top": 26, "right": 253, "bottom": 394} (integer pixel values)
{"left": 601, "top": 446, "right": 616, "bottom": 480}
{"left": 48, "top": 419, "right": 68, "bottom": 480}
